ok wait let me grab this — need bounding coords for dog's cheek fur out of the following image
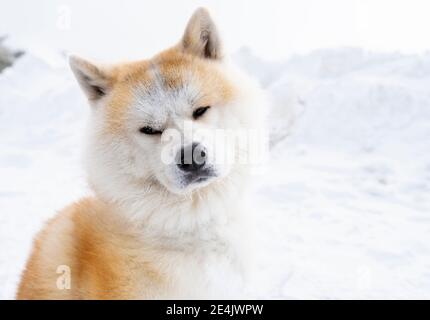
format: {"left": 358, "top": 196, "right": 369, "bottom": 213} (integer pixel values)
{"left": 84, "top": 108, "right": 147, "bottom": 201}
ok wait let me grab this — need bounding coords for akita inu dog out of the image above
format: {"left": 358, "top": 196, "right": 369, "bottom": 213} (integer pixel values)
{"left": 17, "top": 7, "right": 266, "bottom": 299}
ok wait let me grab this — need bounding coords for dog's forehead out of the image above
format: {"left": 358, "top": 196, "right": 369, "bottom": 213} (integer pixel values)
{"left": 105, "top": 49, "right": 235, "bottom": 132}
{"left": 128, "top": 49, "right": 233, "bottom": 101}
{"left": 118, "top": 50, "right": 201, "bottom": 92}
{"left": 132, "top": 56, "right": 199, "bottom": 111}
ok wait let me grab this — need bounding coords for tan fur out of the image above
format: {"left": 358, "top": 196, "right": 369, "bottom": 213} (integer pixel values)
{"left": 17, "top": 197, "right": 167, "bottom": 299}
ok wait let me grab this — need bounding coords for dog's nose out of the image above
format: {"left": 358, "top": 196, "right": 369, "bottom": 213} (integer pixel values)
{"left": 176, "top": 143, "right": 207, "bottom": 173}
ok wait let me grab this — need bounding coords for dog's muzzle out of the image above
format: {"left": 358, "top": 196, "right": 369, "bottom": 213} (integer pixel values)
{"left": 176, "top": 143, "right": 216, "bottom": 184}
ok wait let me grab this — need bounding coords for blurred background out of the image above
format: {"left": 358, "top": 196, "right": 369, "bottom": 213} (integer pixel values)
{"left": 1, "top": 0, "right": 430, "bottom": 299}
{"left": 1, "top": 0, "right": 430, "bottom": 60}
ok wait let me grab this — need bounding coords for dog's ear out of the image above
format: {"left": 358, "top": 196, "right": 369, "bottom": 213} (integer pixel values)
{"left": 69, "top": 55, "right": 113, "bottom": 102}
{"left": 181, "top": 7, "right": 223, "bottom": 60}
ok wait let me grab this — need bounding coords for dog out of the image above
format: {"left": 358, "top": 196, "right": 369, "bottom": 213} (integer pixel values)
{"left": 16, "top": 7, "right": 266, "bottom": 299}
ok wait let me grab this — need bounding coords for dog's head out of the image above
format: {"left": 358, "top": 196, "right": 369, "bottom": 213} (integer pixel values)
{"left": 70, "top": 8, "right": 265, "bottom": 201}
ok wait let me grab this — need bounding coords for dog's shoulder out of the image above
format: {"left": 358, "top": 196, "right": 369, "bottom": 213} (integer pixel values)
{"left": 16, "top": 197, "right": 110, "bottom": 299}
{"left": 17, "top": 197, "right": 168, "bottom": 299}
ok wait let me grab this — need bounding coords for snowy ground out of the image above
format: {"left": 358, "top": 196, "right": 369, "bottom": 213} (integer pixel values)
{"left": 1, "top": 48, "right": 430, "bottom": 299}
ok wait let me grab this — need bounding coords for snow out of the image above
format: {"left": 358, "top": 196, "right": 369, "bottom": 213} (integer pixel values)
{"left": 1, "top": 47, "right": 430, "bottom": 299}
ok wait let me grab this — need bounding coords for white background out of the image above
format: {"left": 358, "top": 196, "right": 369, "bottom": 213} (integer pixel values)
{"left": 1, "top": 0, "right": 430, "bottom": 60}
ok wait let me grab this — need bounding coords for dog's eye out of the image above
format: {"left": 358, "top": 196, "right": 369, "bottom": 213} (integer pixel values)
{"left": 139, "top": 126, "right": 162, "bottom": 135}
{"left": 192, "top": 106, "right": 210, "bottom": 120}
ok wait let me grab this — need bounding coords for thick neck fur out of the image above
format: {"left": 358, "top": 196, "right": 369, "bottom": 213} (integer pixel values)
{"left": 89, "top": 165, "right": 249, "bottom": 251}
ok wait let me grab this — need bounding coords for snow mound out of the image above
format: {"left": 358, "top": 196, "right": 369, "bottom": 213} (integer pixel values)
{"left": 236, "top": 48, "right": 430, "bottom": 298}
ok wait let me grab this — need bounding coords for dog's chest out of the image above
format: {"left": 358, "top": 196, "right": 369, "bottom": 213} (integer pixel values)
{"left": 131, "top": 229, "right": 247, "bottom": 299}
{"left": 168, "top": 241, "right": 246, "bottom": 299}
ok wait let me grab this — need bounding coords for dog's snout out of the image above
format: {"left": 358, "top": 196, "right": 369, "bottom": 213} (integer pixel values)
{"left": 176, "top": 143, "right": 207, "bottom": 173}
